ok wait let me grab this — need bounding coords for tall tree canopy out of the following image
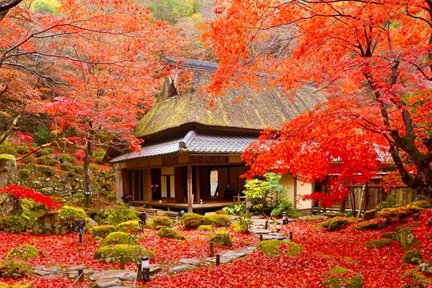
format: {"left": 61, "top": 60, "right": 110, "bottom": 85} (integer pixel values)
{"left": 205, "top": 0, "right": 432, "bottom": 203}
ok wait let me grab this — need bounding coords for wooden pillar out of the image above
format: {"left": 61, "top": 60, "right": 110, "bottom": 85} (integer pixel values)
{"left": 294, "top": 176, "right": 298, "bottom": 210}
{"left": 195, "top": 166, "right": 201, "bottom": 204}
{"left": 187, "top": 165, "right": 193, "bottom": 213}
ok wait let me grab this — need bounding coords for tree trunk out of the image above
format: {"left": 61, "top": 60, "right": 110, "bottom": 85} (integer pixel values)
{"left": 84, "top": 139, "right": 92, "bottom": 207}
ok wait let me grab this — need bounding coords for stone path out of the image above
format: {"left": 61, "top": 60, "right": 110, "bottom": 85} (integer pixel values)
{"left": 31, "top": 216, "right": 292, "bottom": 287}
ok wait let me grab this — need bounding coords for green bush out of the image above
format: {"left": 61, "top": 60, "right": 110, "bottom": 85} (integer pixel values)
{"left": 23, "top": 156, "right": 35, "bottom": 164}
{"left": 6, "top": 245, "right": 39, "bottom": 260}
{"left": 403, "top": 250, "right": 423, "bottom": 264}
{"left": 197, "top": 225, "right": 212, "bottom": 231}
{"left": 94, "top": 244, "right": 153, "bottom": 263}
{"left": 94, "top": 204, "right": 138, "bottom": 225}
{"left": 270, "top": 198, "right": 301, "bottom": 218}
{"left": 58, "top": 153, "right": 76, "bottom": 164}
{"left": 60, "top": 161, "right": 74, "bottom": 171}
{"left": 210, "top": 230, "right": 232, "bottom": 246}
{"left": 182, "top": 213, "right": 203, "bottom": 229}
{"left": 233, "top": 214, "right": 253, "bottom": 233}
{"left": 93, "top": 151, "right": 105, "bottom": 164}
{"left": 73, "top": 166, "right": 84, "bottom": 174}
{"left": 40, "top": 167, "right": 54, "bottom": 177}
{"left": 321, "top": 217, "right": 349, "bottom": 231}
{"left": 157, "top": 227, "right": 185, "bottom": 240}
{"left": 16, "top": 146, "right": 29, "bottom": 154}
{"left": 203, "top": 214, "right": 231, "bottom": 227}
{"left": 410, "top": 199, "right": 432, "bottom": 209}
{"left": 37, "top": 155, "right": 58, "bottom": 166}
{"left": 222, "top": 203, "right": 245, "bottom": 215}
{"left": 36, "top": 148, "right": 52, "bottom": 157}
{"left": 101, "top": 232, "right": 138, "bottom": 247}
{"left": 18, "top": 169, "right": 31, "bottom": 180}
{"left": 33, "top": 124, "right": 54, "bottom": 145}
{"left": 0, "top": 142, "right": 17, "bottom": 156}
{"left": 0, "top": 259, "right": 30, "bottom": 278}
{"left": 147, "top": 0, "right": 199, "bottom": 23}
{"left": 151, "top": 216, "right": 173, "bottom": 229}
{"left": 91, "top": 225, "right": 116, "bottom": 239}
{"left": 116, "top": 220, "right": 140, "bottom": 233}
{"left": 322, "top": 266, "right": 364, "bottom": 288}
{"left": 377, "top": 192, "right": 397, "bottom": 209}
{"left": 364, "top": 239, "right": 393, "bottom": 249}
{"left": 0, "top": 216, "right": 28, "bottom": 233}
{"left": 258, "top": 240, "right": 303, "bottom": 257}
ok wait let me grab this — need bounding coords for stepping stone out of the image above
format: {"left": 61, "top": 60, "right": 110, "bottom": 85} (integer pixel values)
{"left": 262, "top": 233, "right": 286, "bottom": 240}
{"left": 95, "top": 277, "right": 122, "bottom": 288}
{"left": 90, "top": 270, "right": 135, "bottom": 281}
{"left": 65, "top": 264, "right": 86, "bottom": 272}
{"left": 32, "top": 265, "right": 60, "bottom": 276}
{"left": 179, "top": 258, "right": 202, "bottom": 266}
{"left": 249, "top": 228, "right": 273, "bottom": 234}
{"left": 150, "top": 264, "right": 161, "bottom": 275}
{"left": 168, "top": 264, "right": 196, "bottom": 274}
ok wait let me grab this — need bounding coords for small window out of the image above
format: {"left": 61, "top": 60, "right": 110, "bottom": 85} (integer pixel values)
{"left": 210, "top": 169, "right": 218, "bottom": 197}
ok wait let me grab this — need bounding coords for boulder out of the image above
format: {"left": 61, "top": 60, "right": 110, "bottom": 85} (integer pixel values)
{"left": 0, "top": 154, "right": 16, "bottom": 188}
{"left": 0, "top": 193, "right": 22, "bottom": 215}
{"left": 32, "top": 212, "right": 71, "bottom": 235}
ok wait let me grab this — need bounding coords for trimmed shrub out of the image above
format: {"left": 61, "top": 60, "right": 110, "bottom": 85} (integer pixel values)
{"left": 58, "top": 206, "right": 87, "bottom": 223}
{"left": 270, "top": 198, "right": 301, "bottom": 218}
{"left": 182, "top": 213, "right": 203, "bottom": 229}
{"left": 0, "top": 142, "right": 17, "bottom": 156}
{"left": 94, "top": 204, "right": 138, "bottom": 225}
{"left": 403, "top": 250, "right": 423, "bottom": 264}
{"left": 364, "top": 239, "right": 393, "bottom": 249}
{"left": 60, "top": 161, "right": 74, "bottom": 171}
{"left": 222, "top": 203, "right": 245, "bottom": 215}
{"left": 16, "top": 145, "right": 29, "bottom": 155}
{"left": 6, "top": 245, "right": 39, "bottom": 260}
{"left": 197, "top": 225, "right": 212, "bottom": 231}
{"left": 116, "top": 220, "right": 140, "bottom": 233}
{"left": 258, "top": 240, "right": 303, "bottom": 257}
{"left": 203, "top": 214, "right": 231, "bottom": 227}
{"left": 157, "top": 227, "right": 185, "bottom": 240}
{"left": 151, "top": 216, "right": 173, "bottom": 229}
{"left": 35, "top": 148, "right": 52, "bottom": 157}
{"left": 94, "top": 244, "right": 153, "bottom": 263}
{"left": 37, "top": 155, "right": 59, "bottom": 166}
{"left": 322, "top": 266, "right": 364, "bottom": 288}
{"left": 58, "top": 153, "right": 76, "bottom": 164}
{"left": 0, "top": 259, "right": 30, "bottom": 278}
{"left": 40, "top": 167, "right": 54, "bottom": 177}
{"left": 321, "top": 217, "right": 349, "bottom": 231}
{"left": 233, "top": 215, "right": 253, "bottom": 233}
{"left": 91, "top": 225, "right": 116, "bottom": 239}
{"left": 101, "top": 232, "right": 138, "bottom": 247}
{"left": 210, "top": 230, "right": 232, "bottom": 246}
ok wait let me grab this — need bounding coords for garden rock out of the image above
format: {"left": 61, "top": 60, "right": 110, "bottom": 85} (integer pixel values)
{"left": 32, "top": 212, "right": 70, "bottom": 235}
{"left": 150, "top": 264, "right": 161, "bottom": 274}
{"left": 0, "top": 154, "right": 16, "bottom": 188}
{"left": 95, "top": 277, "right": 122, "bottom": 288}
{"left": 169, "top": 264, "right": 196, "bottom": 274}
{"left": 262, "top": 232, "right": 286, "bottom": 240}
{"left": 179, "top": 258, "right": 202, "bottom": 266}
{"left": 90, "top": 270, "right": 136, "bottom": 281}
{"left": 0, "top": 193, "right": 22, "bottom": 215}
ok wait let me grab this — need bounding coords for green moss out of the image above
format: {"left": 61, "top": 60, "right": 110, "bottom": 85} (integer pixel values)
{"left": 203, "top": 214, "right": 231, "bottom": 227}
{"left": 402, "top": 268, "right": 432, "bottom": 287}
{"left": 94, "top": 204, "right": 138, "bottom": 225}
{"left": 101, "top": 232, "right": 138, "bottom": 247}
{"left": 91, "top": 225, "right": 116, "bottom": 239}
{"left": 322, "top": 266, "right": 364, "bottom": 288}
{"left": 58, "top": 206, "right": 87, "bottom": 223}
{"left": 321, "top": 217, "right": 349, "bottom": 231}
{"left": 395, "top": 227, "right": 418, "bottom": 250}
{"left": 21, "top": 199, "right": 47, "bottom": 225}
{"left": 381, "top": 232, "right": 396, "bottom": 239}
{"left": 210, "top": 230, "right": 232, "bottom": 247}
{"left": 0, "top": 259, "right": 30, "bottom": 279}
{"left": 157, "top": 227, "right": 185, "bottom": 240}
{"left": 403, "top": 250, "right": 422, "bottom": 264}
{"left": 197, "top": 225, "right": 212, "bottom": 231}
{"left": 0, "top": 154, "right": 16, "bottom": 161}
{"left": 116, "top": 220, "right": 140, "bottom": 233}
{"left": 94, "top": 244, "right": 153, "bottom": 263}
{"left": 0, "top": 216, "right": 28, "bottom": 233}
{"left": 356, "top": 218, "right": 388, "bottom": 231}
{"left": 258, "top": 240, "right": 303, "bottom": 257}
{"left": 6, "top": 245, "right": 39, "bottom": 260}
{"left": 364, "top": 239, "right": 393, "bottom": 249}
{"left": 151, "top": 216, "right": 173, "bottom": 229}
{"left": 182, "top": 213, "right": 203, "bottom": 229}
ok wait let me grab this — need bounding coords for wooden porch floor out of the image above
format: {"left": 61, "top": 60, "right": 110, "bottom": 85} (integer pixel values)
{"left": 130, "top": 200, "right": 233, "bottom": 211}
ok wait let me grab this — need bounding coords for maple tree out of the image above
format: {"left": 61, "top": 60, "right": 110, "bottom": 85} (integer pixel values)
{"left": 204, "top": 0, "right": 432, "bottom": 203}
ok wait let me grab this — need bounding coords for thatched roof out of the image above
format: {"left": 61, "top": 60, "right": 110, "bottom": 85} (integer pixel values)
{"left": 135, "top": 57, "right": 327, "bottom": 139}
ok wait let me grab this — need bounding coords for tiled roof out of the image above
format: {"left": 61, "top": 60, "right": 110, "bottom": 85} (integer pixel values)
{"left": 110, "top": 130, "right": 257, "bottom": 163}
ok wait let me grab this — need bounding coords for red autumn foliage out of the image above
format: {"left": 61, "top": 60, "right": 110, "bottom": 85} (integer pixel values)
{"left": 0, "top": 185, "right": 61, "bottom": 210}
